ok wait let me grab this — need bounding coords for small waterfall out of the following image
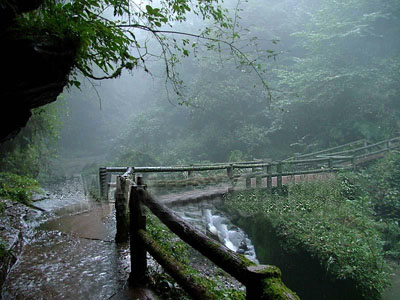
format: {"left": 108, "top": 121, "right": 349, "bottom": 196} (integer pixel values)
{"left": 204, "top": 209, "right": 258, "bottom": 263}
{"left": 173, "top": 201, "right": 258, "bottom": 263}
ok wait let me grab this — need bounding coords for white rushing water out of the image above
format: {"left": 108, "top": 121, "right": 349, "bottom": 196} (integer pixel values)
{"left": 171, "top": 198, "right": 258, "bottom": 263}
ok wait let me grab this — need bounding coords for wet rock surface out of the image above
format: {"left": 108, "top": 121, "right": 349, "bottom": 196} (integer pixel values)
{"left": 0, "top": 199, "right": 40, "bottom": 291}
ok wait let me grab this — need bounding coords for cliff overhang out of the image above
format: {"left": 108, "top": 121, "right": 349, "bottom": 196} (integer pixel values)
{"left": 0, "top": 0, "right": 77, "bottom": 142}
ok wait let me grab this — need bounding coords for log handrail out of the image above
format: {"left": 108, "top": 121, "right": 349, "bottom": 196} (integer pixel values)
{"left": 124, "top": 181, "right": 298, "bottom": 299}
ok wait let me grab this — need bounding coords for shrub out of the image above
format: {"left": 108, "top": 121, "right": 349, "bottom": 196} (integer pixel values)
{"left": 224, "top": 178, "right": 390, "bottom": 299}
{"left": 0, "top": 172, "right": 41, "bottom": 205}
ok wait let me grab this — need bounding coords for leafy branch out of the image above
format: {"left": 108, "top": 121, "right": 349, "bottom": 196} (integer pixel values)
{"left": 17, "top": 0, "right": 274, "bottom": 100}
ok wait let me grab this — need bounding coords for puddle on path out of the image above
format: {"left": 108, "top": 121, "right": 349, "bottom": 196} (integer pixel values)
{"left": 2, "top": 200, "right": 133, "bottom": 300}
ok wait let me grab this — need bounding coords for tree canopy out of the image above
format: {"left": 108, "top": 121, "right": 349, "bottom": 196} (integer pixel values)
{"left": 16, "top": 0, "right": 271, "bottom": 98}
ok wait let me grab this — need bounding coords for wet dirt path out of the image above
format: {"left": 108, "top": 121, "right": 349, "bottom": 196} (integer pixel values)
{"left": 2, "top": 176, "right": 136, "bottom": 300}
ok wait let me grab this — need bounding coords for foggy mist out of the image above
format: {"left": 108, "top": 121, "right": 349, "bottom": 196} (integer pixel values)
{"left": 1, "top": 0, "right": 400, "bottom": 299}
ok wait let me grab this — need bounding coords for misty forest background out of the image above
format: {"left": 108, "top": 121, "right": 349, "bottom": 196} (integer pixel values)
{"left": 1, "top": 0, "right": 399, "bottom": 179}
{"left": 1, "top": 0, "right": 400, "bottom": 298}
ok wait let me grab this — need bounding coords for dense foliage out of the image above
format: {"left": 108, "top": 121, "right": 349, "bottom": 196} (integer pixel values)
{"left": 224, "top": 177, "right": 390, "bottom": 299}
{"left": 0, "top": 172, "right": 41, "bottom": 205}
{"left": 349, "top": 151, "right": 400, "bottom": 259}
{"left": 95, "top": 0, "right": 400, "bottom": 164}
{"left": 0, "top": 102, "right": 62, "bottom": 181}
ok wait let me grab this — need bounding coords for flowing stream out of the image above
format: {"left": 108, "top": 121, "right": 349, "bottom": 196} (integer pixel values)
{"left": 170, "top": 198, "right": 258, "bottom": 263}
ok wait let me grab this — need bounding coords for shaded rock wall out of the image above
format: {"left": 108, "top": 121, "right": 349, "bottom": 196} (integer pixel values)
{"left": 0, "top": 0, "right": 76, "bottom": 142}
{"left": 0, "top": 199, "right": 37, "bottom": 293}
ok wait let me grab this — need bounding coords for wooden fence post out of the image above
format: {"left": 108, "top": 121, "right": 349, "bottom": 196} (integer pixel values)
{"left": 245, "top": 265, "right": 298, "bottom": 300}
{"left": 277, "top": 162, "right": 283, "bottom": 194}
{"left": 129, "top": 176, "right": 148, "bottom": 286}
{"left": 256, "top": 176, "right": 262, "bottom": 188}
{"left": 227, "top": 164, "right": 233, "bottom": 178}
{"left": 99, "top": 167, "right": 107, "bottom": 199}
{"left": 328, "top": 157, "right": 333, "bottom": 171}
{"left": 351, "top": 156, "right": 357, "bottom": 171}
{"left": 266, "top": 164, "right": 272, "bottom": 194}
{"left": 246, "top": 176, "right": 251, "bottom": 188}
{"left": 115, "top": 176, "right": 129, "bottom": 243}
{"left": 106, "top": 171, "right": 112, "bottom": 200}
{"left": 188, "top": 165, "right": 194, "bottom": 177}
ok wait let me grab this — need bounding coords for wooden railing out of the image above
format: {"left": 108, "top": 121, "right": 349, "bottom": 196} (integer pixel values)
{"left": 114, "top": 171, "right": 298, "bottom": 299}
{"left": 290, "top": 136, "right": 400, "bottom": 160}
{"left": 100, "top": 136, "right": 399, "bottom": 199}
{"left": 98, "top": 136, "right": 400, "bottom": 299}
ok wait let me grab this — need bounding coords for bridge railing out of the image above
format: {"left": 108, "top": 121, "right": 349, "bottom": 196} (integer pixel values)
{"left": 115, "top": 173, "right": 298, "bottom": 299}
{"left": 292, "top": 136, "right": 400, "bottom": 160}
{"left": 100, "top": 136, "right": 400, "bottom": 199}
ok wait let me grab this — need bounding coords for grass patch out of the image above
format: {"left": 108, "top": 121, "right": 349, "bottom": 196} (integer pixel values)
{"left": 0, "top": 172, "right": 41, "bottom": 205}
{"left": 224, "top": 177, "right": 390, "bottom": 300}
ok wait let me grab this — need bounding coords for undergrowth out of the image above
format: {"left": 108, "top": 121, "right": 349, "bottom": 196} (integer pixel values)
{"left": 0, "top": 172, "right": 41, "bottom": 205}
{"left": 224, "top": 177, "right": 390, "bottom": 299}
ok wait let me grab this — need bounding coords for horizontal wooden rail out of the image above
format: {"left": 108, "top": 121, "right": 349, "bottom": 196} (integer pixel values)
{"left": 126, "top": 182, "right": 298, "bottom": 299}
{"left": 313, "top": 137, "right": 399, "bottom": 157}
{"left": 294, "top": 136, "right": 399, "bottom": 160}
{"left": 294, "top": 139, "right": 368, "bottom": 159}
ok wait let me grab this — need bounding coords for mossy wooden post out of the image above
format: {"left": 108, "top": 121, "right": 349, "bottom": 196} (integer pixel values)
{"left": 129, "top": 176, "right": 147, "bottom": 286}
{"left": 188, "top": 164, "right": 194, "bottom": 177}
{"left": 328, "top": 157, "right": 333, "bottom": 171}
{"left": 256, "top": 176, "right": 262, "bottom": 188}
{"left": 105, "top": 171, "right": 112, "bottom": 200}
{"left": 99, "top": 167, "right": 107, "bottom": 199}
{"left": 277, "top": 163, "right": 283, "bottom": 194}
{"left": 245, "top": 265, "right": 299, "bottom": 300}
{"left": 115, "top": 175, "right": 129, "bottom": 243}
{"left": 246, "top": 176, "right": 251, "bottom": 188}
{"left": 227, "top": 164, "right": 233, "bottom": 178}
{"left": 351, "top": 156, "right": 357, "bottom": 171}
{"left": 387, "top": 140, "right": 391, "bottom": 152}
{"left": 266, "top": 164, "right": 272, "bottom": 194}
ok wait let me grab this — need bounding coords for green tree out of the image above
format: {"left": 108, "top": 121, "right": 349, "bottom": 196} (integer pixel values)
{"left": 273, "top": 0, "right": 400, "bottom": 148}
{"left": 16, "top": 0, "right": 270, "bottom": 98}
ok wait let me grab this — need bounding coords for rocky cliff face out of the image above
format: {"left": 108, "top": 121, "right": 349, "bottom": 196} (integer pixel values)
{"left": 0, "top": 0, "right": 76, "bottom": 142}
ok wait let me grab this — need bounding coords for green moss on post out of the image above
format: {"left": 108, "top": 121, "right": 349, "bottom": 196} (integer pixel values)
{"left": 245, "top": 265, "right": 299, "bottom": 300}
